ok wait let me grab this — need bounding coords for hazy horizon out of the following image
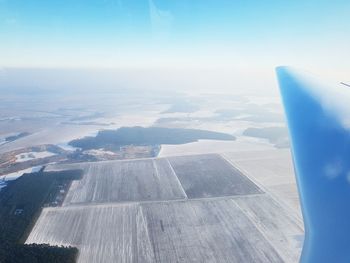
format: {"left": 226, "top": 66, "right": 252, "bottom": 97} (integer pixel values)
{"left": 1, "top": 0, "right": 349, "bottom": 94}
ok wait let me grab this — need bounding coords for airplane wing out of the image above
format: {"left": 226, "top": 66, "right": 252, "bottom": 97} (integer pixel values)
{"left": 276, "top": 67, "right": 350, "bottom": 263}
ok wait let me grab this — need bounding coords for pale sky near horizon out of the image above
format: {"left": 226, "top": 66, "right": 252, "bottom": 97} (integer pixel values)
{"left": 0, "top": 0, "right": 349, "bottom": 86}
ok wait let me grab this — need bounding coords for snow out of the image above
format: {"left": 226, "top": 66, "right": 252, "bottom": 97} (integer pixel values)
{"left": 158, "top": 138, "right": 273, "bottom": 158}
{"left": 15, "top": 151, "right": 56, "bottom": 163}
{"left": 0, "top": 166, "right": 43, "bottom": 190}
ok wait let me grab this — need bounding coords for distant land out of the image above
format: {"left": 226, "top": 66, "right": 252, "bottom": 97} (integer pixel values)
{"left": 69, "top": 126, "right": 236, "bottom": 151}
{"left": 162, "top": 100, "right": 199, "bottom": 114}
{"left": 5, "top": 132, "right": 30, "bottom": 143}
{"left": 215, "top": 107, "right": 285, "bottom": 123}
{"left": 243, "top": 127, "right": 289, "bottom": 148}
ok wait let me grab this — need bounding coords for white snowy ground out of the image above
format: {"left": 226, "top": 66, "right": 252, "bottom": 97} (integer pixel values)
{"left": 15, "top": 151, "right": 56, "bottom": 163}
{"left": 26, "top": 139, "right": 304, "bottom": 263}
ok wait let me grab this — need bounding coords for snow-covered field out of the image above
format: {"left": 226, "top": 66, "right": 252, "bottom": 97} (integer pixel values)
{"left": 222, "top": 149, "right": 302, "bottom": 217}
{"left": 15, "top": 151, "right": 56, "bottom": 163}
{"left": 158, "top": 138, "right": 274, "bottom": 157}
{"left": 49, "top": 158, "right": 187, "bottom": 206}
{"left": 27, "top": 195, "right": 302, "bottom": 263}
{"left": 27, "top": 152, "right": 303, "bottom": 263}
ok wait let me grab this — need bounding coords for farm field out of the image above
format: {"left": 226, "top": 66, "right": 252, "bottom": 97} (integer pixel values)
{"left": 47, "top": 158, "right": 187, "bottom": 206}
{"left": 234, "top": 195, "right": 303, "bottom": 262}
{"left": 168, "top": 154, "right": 263, "bottom": 198}
{"left": 46, "top": 153, "right": 264, "bottom": 205}
{"left": 27, "top": 152, "right": 303, "bottom": 262}
{"left": 158, "top": 138, "right": 274, "bottom": 157}
{"left": 26, "top": 195, "right": 302, "bottom": 263}
{"left": 142, "top": 197, "right": 289, "bottom": 263}
{"left": 26, "top": 204, "right": 151, "bottom": 263}
{"left": 222, "top": 149, "right": 302, "bottom": 216}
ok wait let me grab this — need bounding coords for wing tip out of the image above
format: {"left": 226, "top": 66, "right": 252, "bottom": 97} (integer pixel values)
{"left": 275, "top": 65, "right": 292, "bottom": 75}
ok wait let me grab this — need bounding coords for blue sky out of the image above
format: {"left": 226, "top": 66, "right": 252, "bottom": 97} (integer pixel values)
{"left": 0, "top": 0, "right": 349, "bottom": 80}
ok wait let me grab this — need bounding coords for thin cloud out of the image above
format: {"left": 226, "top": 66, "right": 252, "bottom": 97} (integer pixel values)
{"left": 148, "top": 0, "right": 173, "bottom": 40}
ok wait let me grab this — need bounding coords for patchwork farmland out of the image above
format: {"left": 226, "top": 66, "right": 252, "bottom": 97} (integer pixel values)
{"left": 27, "top": 151, "right": 303, "bottom": 263}
{"left": 48, "top": 158, "right": 187, "bottom": 205}
{"left": 168, "top": 154, "right": 262, "bottom": 198}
